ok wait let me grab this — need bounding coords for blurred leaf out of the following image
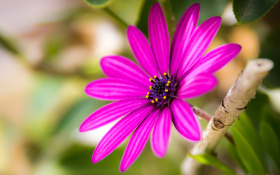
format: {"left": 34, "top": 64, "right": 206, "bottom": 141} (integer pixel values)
{"left": 59, "top": 144, "right": 124, "bottom": 175}
{"left": 259, "top": 26, "right": 280, "bottom": 87}
{"left": 43, "top": 32, "right": 66, "bottom": 61}
{"left": 108, "top": 0, "right": 145, "bottom": 25}
{"left": 53, "top": 97, "right": 107, "bottom": 135}
{"left": 170, "top": 0, "right": 230, "bottom": 25}
{"left": 232, "top": 113, "right": 266, "bottom": 169}
{"left": 232, "top": 112, "right": 267, "bottom": 172}
{"left": 83, "top": 0, "right": 115, "bottom": 8}
{"left": 59, "top": 143, "right": 181, "bottom": 175}
{"left": 136, "top": 0, "right": 157, "bottom": 36}
{"left": 26, "top": 75, "right": 63, "bottom": 141}
{"left": 28, "top": 75, "right": 63, "bottom": 121}
{"left": 260, "top": 122, "right": 280, "bottom": 172}
{"left": 0, "top": 32, "right": 20, "bottom": 54}
{"left": 245, "top": 92, "right": 269, "bottom": 130}
{"left": 228, "top": 142, "right": 247, "bottom": 173}
{"left": 262, "top": 106, "right": 280, "bottom": 140}
{"left": 233, "top": 0, "right": 279, "bottom": 24}
{"left": 232, "top": 127, "right": 265, "bottom": 174}
{"left": 188, "top": 154, "right": 236, "bottom": 175}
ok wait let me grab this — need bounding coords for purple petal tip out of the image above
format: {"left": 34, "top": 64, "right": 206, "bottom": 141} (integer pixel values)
{"left": 155, "top": 153, "right": 165, "bottom": 159}
{"left": 79, "top": 124, "right": 86, "bottom": 132}
{"left": 92, "top": 153, "right": 102, "bottom": 164}
{"left": 192, "top": 3, "right": 200, "bottom": 8}
{"left": 213, "top": 16, "right": 222, "bottom": 23}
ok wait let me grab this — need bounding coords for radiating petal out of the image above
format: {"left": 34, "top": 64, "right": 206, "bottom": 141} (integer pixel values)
{"left": 148, "top": 2, "right": 170, "bottom": 75}
{"left": 80, "top": 98, "right": 149, "bottom": 132}
{"left": 120, "top": 108, "right": 159, "bottom": 172}
{"left": 177, "top": 74, "right": 217, "bottom": 99}
{"left": 151, "top": 107, "right": 172, "bottom": 158}
{"left": 92, "top": 105, "right": 154, "bottom": 163}
{"left": 127, "top": 25, "right": 159, "bottom": 77}
{"left": 170, "top": 98, "right": 202, "bottom": 142}
{"left": 176, "top": 16, "right": 222, "bottom": 79}
{"left": 187, "top": 43, "right": 242, "bottom": 77}
{"left": 100, "top": 55, "right": 151, "bottom": 87}
{"left": 85, "top": 78, "right": 148, "bottom": 101}
{"left": 170, "top": 3, "right": 200, "bottom": 77}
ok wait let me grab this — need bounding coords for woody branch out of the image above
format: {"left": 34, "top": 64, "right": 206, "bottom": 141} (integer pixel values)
{"left": 181, "top": 59, "right": 274, "bottom": 175}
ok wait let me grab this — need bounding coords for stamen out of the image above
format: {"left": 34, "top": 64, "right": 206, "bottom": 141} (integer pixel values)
{"left": 147, "top": 74, "right": 175, "bottom": 105}
{"left": 149, "top": 78, "right": 155, "bottom": 84}
{"left": 154, "top": 75, "right": 160, "bottom": 81}
{"left": 164, "top": 73, "right": 169, "bottom": 79}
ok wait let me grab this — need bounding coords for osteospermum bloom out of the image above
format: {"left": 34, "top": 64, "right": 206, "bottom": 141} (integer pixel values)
{"left": 80, "top": 3, "right": 241, "bottom": 172}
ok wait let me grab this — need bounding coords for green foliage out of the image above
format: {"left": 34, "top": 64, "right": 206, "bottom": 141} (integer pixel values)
{"left": 0, "top": 32, "right": 20, "bottom": 54}
{"left": 233, "top": 0, "right": 279, "bottom": 24}
{"left": 232, "top": 113, "right": 266, "bottom": 169}
{"left": 262, "top": 107, "right": 280, "bottom": 140}
{"left": 136, "top": 0, "right": 158, "bottom": 36}
{"left": 83, "top": 0, "right": 114, "bottom": 8}
{"left": 245, "top": 92, "right": 269, "bottom": 130}
{"left": 170, "top": 0, "right": 230, "bottom": 25}
{"left": 260, "top": 122, "right": 280, "bottom": 172}
{"left": 43, "top": 32, "right": 66, "bottom": 62}
{"left": 108, "top": 0, "right": 145, "bottom": 25}
{"left": 228, "top": 142, "right": 247, "bottom": 173}
{"left": 232, "top": 127, "right": 265, "bottom": 174}
{"left": 53, "top": 98, "right": 107, "bottom": 135}
{"left": 26, "top": 75, "right": 64, "bottom": 141}
{"left": 188, "top": 154, "right": 236, "bottom": 175}
{"left": 259, "top": 26, "right": 280, "bottom": 87}
{"left": 228, "top": 89, "right": 280, "bottom": 174}
{"left": 59, "top": 143, "right": 181, "bottom": 175}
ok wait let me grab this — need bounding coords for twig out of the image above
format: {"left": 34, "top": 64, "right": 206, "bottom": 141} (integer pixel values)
{"left": 192, "top": 106, "right": 235, "bottom": 145}
{"left": 181, "top": 59, "right": 274, "bottom": 175}
{"left": 192, "top": 106, "right": 212, "bottom": 122}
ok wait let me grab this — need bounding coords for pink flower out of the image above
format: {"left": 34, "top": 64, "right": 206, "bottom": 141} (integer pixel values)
{"left": 80, "top": 3, "right": 241, "bottom": 172}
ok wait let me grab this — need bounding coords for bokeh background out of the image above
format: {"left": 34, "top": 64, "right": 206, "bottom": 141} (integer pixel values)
{"left": 0, "top": 0, "right": 280, "bottom": 174}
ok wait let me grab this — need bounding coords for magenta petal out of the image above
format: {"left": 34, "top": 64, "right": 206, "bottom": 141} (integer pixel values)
{"left": 177, "top": 74, "right": 217, "bottom": 99}
{"left": 127, "top": 25, "right": 159, "bottom": 77}
{"left": 120, "top": 108, "right": 159, "bottom": 172}
{"left": 188, "top": 43, "right": 242, "bottom": 77}
{"left": 80, "top": 98, "right": 149, "bottom": 132}
{"left": 170, "top": 3, "right": 200, "bottom": 77}
{"left": 85, "top": 78, "right": 148, "bottom": 101}
{"left": 176, "top": 16, "right": 222, "bottom": 79}
{"left": 151, "top": 107, "right": 172, "bottom": 158}
{"left": 170, "top": 98, "right": 202, "bottom": 142}
{"left": 92, "top": 105, "right": 154, "bottom": 163}
{"left": 100, "top": 55, "right": 151, "bottom": 87}
{"left": 148, "top": 2, "right": 170, "bottom": 75}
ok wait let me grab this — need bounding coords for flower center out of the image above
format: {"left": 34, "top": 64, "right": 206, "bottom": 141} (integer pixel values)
{"left": 146, "top": 73, "right": 176, "bottom": 106}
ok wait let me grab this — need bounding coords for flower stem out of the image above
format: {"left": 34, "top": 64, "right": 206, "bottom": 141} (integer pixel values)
{"left": 158, "top": 0, "right": 176, "bottom": 39}
{"left": 103, "top": 7, "right": 129, "bottom": 29}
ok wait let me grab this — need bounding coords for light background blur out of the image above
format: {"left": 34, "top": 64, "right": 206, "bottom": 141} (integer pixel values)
{"left": 0, "top": 0, "right": 280, "bottom": 174}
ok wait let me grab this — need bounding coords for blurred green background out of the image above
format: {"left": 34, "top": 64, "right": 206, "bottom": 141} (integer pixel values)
{"left": 0, "top": 0, "right": 280, "bottom": 174}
